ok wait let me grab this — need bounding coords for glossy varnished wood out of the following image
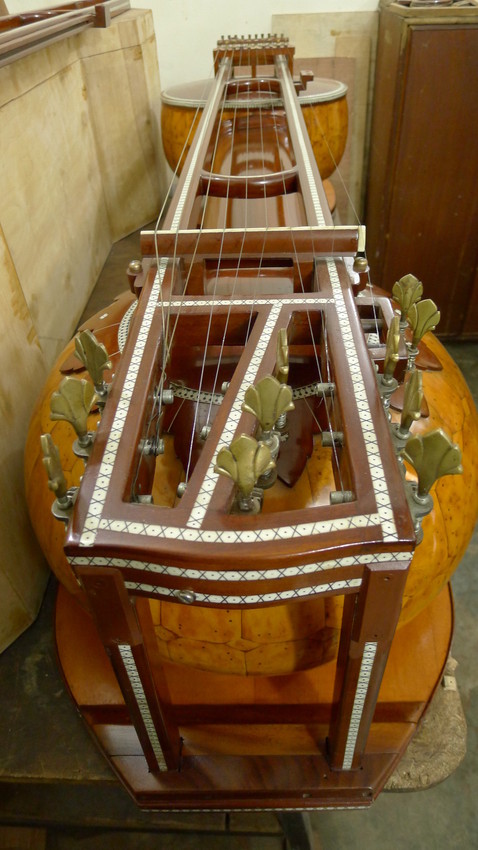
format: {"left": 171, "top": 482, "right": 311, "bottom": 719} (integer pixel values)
{"left": 24, "top": 35, "right": 477, "bottom": 810}
{"left": 366, "top": 6, "right": 478, "bottom": 338}
{"left": 55, "top": 582, "right": 453, "bottom": 809}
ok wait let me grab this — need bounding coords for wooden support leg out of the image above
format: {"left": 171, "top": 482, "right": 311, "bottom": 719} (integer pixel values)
{"left": 276, "top": 812, "right": 319, "bottom": 850}
{"left": 328, "top": 562, "right": 409, "bottom": 771}
{"left": 76, "top": 566, "right": 181, "bottom": 772}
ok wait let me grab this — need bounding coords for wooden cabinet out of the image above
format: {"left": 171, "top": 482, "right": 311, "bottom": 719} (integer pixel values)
{"left": 365, "top": 2, "right": 478, "bottom": 338}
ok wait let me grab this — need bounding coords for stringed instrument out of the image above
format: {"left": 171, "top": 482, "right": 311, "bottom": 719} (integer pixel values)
{"left": 26, "top": 34, "right": 478, "bottom": 810}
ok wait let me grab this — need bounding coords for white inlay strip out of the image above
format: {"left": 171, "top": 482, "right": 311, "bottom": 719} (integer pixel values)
{"left": 171, "top": 61, "right": 229, "bottom": 232}
{"left": 123, "top": 577, "right": 362, "bottom": 605}
{"left": 79, "top": 262, "right": 167, "bottom": 546}
{"left": 187, "top": 301, "right": 282, "bottom": 527}
{"left": 78, "top": 262, "right": 402, "bottom": 548}
{"left": 327, "top": 260, "right": 397, "bottom": 542}
{"left": 277, "top": 55, "right": 326, "bottom": 227}
{"left": 342, "top": 641, "right": 378, "bottom": 770}
{"left": 71, "top": 550, "right": 409, "bottom": 583}
{"left": 118, "top": 644, "right": 167, "bottom": 770}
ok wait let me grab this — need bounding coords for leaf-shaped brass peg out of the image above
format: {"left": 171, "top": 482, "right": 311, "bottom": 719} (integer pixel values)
{"left": 242, "top": 375, "right": 294, "bottom": 433}
{"left": 402, "top": 429, "right": 462, "bottom": 500}
{"left": 75, "top": 330, "right": 112, "bottom": 393}
{"left": 50, "top": 377, "right": 97, "bottom": 444}
{"left": 408, "top": 299, "right": 440, "bottom": 348}
{"left": 275, "top": 328, "right": 289, "bottom": 384}
{"left": 215, "top": 434, "right": 275, "bottom": 509}
{"left": 383, "top": 311, "right": 401, "bottom": 383}
{"left": 41, "top": 433, "right": 69, "bottom": 503}
{"left": 392, "top": 274, "right": 423, "bottom": 325}
{"left": 400, "top": 370, "right": 423, "bottom": 435}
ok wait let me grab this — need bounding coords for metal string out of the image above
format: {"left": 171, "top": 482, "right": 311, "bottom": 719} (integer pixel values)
{"left": 306, "top": 86, "right": 381, "bottom": 341}
{"left": 272, "top": 55, "right": 346, "bottom": 492}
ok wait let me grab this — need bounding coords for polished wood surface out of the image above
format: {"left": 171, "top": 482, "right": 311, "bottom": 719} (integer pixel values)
{"left": 55, "top": 581, "right": 453, "bottom": 809}
{"left": 24, "top": 33, "right": 478, "bottom": 810}
{"left": 161, "top": 76, "right": 348, "bottom": 179}
{"left": 366, "top": 5, "right": 478, "bottom": 338}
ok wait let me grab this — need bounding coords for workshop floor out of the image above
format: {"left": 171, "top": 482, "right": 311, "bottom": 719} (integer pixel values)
{"left": 3, "top": 227, "right": 478, "bottom": 850}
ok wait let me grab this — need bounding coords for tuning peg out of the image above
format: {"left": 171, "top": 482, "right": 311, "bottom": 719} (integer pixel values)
{"left": 377, "top": 312, "right": 401, "bottom": 413}
{"left": 74, "top": 329, "right": 112, "bottom": 398}
{"left": 275, "top": 328, "right": 289, "bottom": 385}
{"left": 392, "top": 274, "right": 423, "bottom": 329}
{"left": 400, "top": 370, "right": 423, "bottom": 435}
{"left": 215, "top": 434, "right": 275, "bottom": 513}
{"left": 242, "top": 374, "right": 294, "bottom": 436}
{"left": 383, "top": 312, "right": 401, "bottom": 384}
{"left": 50, "top": 377, "right": 97, "bottom": 457}
{"left": 408, "top": 298, "right": 440, "bottom": 349}
{"left": 402, "top": 428, "right": 462, "bottom": 501}
{"left": 391, "top": 369, "right": 423, "bottom": 449}
{"left": 41, "top": 433, "right": 77, "bottom": 522}
{"left": 401, "top": 428, "right": 462, "bottom": 542}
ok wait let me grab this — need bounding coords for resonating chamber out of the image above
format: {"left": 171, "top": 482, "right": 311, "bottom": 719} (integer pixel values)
{"left": 161, "top": 74, "right": 348, "bottom": 180}
{"left": 25, "top": 33, "right": 478, "bottom": 811}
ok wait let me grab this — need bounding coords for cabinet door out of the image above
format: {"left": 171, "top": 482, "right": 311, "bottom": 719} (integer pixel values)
{"left": 367, "top": 20, "right": 478, "bottom": 338}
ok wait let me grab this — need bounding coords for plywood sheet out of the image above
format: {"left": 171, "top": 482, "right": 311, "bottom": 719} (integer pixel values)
{"left": 0, "top": 10, "right": 167, "bottom": 650}
{"left": 0, "top": 225, "right": 50, "bottom": 651}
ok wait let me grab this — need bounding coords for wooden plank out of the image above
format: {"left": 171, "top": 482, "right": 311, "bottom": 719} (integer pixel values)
{"left": 141, "top": 225, "right": 360, "bottom": 258}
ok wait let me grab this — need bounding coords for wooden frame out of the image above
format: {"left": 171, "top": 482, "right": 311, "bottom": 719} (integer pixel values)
{"left": 47, "top": 34, "right": 452, "bottom": 810}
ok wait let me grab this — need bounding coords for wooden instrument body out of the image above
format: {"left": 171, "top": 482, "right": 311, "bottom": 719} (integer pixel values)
{"left": 25, "top": 36, "right": 478, "bottom": 809}
{"left": 161, "top": 76, "right": 348, "bottom": 179}
{"left": 26, "top": 301, "right": 478, "bottom": 673}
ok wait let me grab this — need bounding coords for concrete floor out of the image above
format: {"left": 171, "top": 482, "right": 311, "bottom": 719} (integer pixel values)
{"left": 4, "top": 229, "right": 476, "bottom": 849}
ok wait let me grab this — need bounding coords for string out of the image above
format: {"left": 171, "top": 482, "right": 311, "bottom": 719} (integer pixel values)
{"left": 142, "top": 39, "right": 351, "bottom": 499}
{"left": 273, "top": 54, "right": 346, "bottom": 493}
{"left": 152, "top": 48, "right": 235, "bottom": 446}
{"left": 132, "top": 55, "right": 230, "bottom": 497}
{"left": 183, "top": 43, "right": 247, "bottom": 483}
{"left": 306, "top": 86, "right": 381, "bottom": 341}
{"left": 202, "top": 41, "right": 273, "bottom": 433}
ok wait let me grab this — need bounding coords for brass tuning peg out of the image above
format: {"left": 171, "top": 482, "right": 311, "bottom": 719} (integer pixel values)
{"left": 75, "top": 329, "right": 112, "bottom": 398}
{"left": 391, "top": 370, "right": 424, "bottom": 449}
{"left": 400, "top": 370, "right": 423, "bottom": 435}
{"left": 392, "top": 273, "right": 423, "bottom": 329}
{"left": 242, "top": 374, "right": 294, "bottom": 437}
{"left": 383, "top": 311, "right": 401, "bottom": 384}
{"left": 41, "top": 433, "right": 68, "bottom": 502}
{"left": 402, "top": 428, "right": 462, "bottom": 502}
{"left": 407, "top": 298, "right": 440, "bottom": 350}
{"left": 215, "top": 434, "right": 275, "bottom": 513}
{"left": 50, "top": 377, "right": 97, "bottom": 457}
{"left": 41, "top": 433, "right": 77, "bottom": 522}
{"left": 377, "top": 311, "right": 401, "bottom": 414}
{"left": 275, "top": 328, "right": 289, "bottom": 385}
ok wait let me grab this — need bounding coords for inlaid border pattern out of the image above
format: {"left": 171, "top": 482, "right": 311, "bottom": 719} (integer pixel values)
{"left": 124, "top": 577, "right": 362, "bottom": 604}
{"left": 327, "top": 260, "right": 397, "bottom": 543}
{"left": 79, "top": 261, "right": 167, "bottom": 546}
{"left": 71, "top": 550, "right": 409, "bottom": 582}
{"left": 277, "top": 55, "right": 327, "bottom": 228}
{"left": 342, "top": 641, "right": 378, "bottom": 770}
{"left": 188, "top": 299, "right": 282, "bottom": 527}
{"left": 118, "top": 644, "right": 167, "bottom": 770}
{"left": 77, "top": 275, "right": 402, "bottom": 551}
